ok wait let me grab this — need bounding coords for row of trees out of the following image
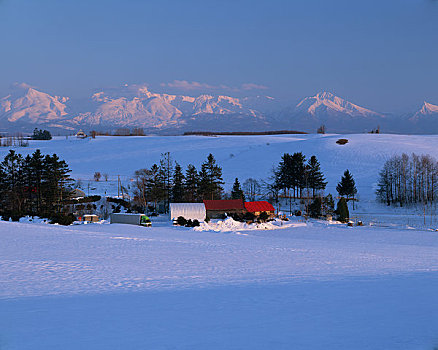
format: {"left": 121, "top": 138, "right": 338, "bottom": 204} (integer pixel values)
{"left": 377, "top": 153, "right": 438, "bottom": 206}
{"left": 274, "top": 153, "right": 327, "bottom": 199}
{"left": 133, "top": 153, "right": 224, "bottom": 212}
{"left": 0, "top": 150, "right": 73, "bottom": 221}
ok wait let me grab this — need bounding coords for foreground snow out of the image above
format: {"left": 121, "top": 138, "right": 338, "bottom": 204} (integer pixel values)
{"left": 2, "top": 219, "right": 438, "bottom": 298}
{"left": 1, "top": 219, "right": 438, "bottom": 349}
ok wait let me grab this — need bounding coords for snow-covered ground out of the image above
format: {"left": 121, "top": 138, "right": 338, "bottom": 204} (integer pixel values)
{"left": 1, "top": 218, "right": 438, "bottom": 349}
{"left": 2, "top": 134, "right": 438, "bottom": 349}
{"left": 3, "top": 133, "right": 438, "bottom": 200}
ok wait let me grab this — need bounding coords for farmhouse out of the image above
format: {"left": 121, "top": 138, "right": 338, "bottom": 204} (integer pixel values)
{"left": 244, "top": 201, "right": 275, "bottom": 218}
{"left": 203, "top": 199, "right": 246, "bottom": 219}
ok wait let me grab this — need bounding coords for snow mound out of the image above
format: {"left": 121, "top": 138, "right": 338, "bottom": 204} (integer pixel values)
{"left": 194, "top": 217, "right": 304, "bottom": 232}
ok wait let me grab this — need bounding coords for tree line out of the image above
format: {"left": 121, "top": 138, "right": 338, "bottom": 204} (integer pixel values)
{"left": 0, "top": 150, "right": 73, "bottom": 222}
{"left": 131, "top": 150, "right": 358, "bottom": 222}
{"left": 377, "top": 153, "right": 438, "bottom": 206}
{"left": 133, "top": 153, "right": 224, "bottom": 212}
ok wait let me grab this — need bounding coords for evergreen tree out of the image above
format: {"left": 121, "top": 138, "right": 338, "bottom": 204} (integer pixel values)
{"left": 291, "top": 152, "right": 306, "bottom": 198}
{"left": 41, "top": 154, "right": 73, "bottom": 215}
{"left": 148, "top": 163, "right": 166, "bottom": 211}
{"left": 172, "top": 162, "right": 185, "bottom": 203}
{"left": 231, "top": 178, "right": 245, "bottom": 200}
{"left": 308, "top": 197, "right": 322, "bottom": 218}
{"left": 198, "top": 154, "right": 224, "bottom": 200}
{"left": 0, "top": 150, "right": 25, "bottom": 217}
{"left": 184, "top": 164, "right": 199, "bottom": 202}
{"left": 336, "top": 197, "right": 349, "bottom": 223}
{"left": 32, "top": 128, "right": 52, "bottom": 140}
{"left": 307, "top": 155, "right": 327, "bottom": 198}
{"left": 0, "top": 150, "right": 73, "bottom": 220}
{"left": 159, "top": 152, "right": 173, "bottom": 213}
{"left": 323, "top": 194, "right": 335, "bottom": 216}
{"left": 336, "top": 170, "right": 358, "bottom": 208}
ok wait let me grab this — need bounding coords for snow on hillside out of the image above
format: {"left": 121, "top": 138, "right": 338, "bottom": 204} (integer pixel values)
{"left": 3, "top": 133, "right": 438, "bottom": 202}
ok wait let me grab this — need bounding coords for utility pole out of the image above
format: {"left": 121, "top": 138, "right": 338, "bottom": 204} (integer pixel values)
{"left": 118, "top": 175, "right": 120, "bottom": 198}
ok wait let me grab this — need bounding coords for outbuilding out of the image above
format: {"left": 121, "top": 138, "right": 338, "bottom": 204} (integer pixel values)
{"left": 244, "top": 201, "right": 276, "bottom": 218}
{"left": 203, "top": 199, "right": 246, "bottom": 219}
{"left": 81, "top": 214, "right": 100, "bottom": 223}
{"left": 170, "top": 203, "right": 206, "bottom": 222}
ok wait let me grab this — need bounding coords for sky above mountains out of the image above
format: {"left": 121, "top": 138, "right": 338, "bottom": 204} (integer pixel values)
{"left": 0, "top": 0, "right": 437, "bottom": 113}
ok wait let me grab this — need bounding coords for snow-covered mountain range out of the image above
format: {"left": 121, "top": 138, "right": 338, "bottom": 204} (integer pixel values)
{"left": 0, "top": 83, "right": 437, "bottom": 134}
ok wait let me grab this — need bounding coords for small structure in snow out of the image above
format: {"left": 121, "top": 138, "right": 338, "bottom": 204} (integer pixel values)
{"left": 203, "top": 199, "right": 246, "bottom": 219}
{"left": 170, "top": 203, "right": 206, "bottom": 222}
{"left": 70, "top": 188, "right": 86, "bottom": 199}
{"left": 81, "top": 214, "right": 99, "bottom": 223}
{"left": 76, "top": 130, "right": 87, "bottom": 139}
{"left": 244, "top": 201, "right": 275, "bottom": 218}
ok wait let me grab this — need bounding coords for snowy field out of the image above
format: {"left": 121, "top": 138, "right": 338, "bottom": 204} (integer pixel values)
{"left": 3, "top": 133, "right": 438, "bottom": 201}
{"left": 1, "top": 218, "right": 438, "bottom": 349}
{"left": 2, "top": 134, "right": 438, "bottom": 349}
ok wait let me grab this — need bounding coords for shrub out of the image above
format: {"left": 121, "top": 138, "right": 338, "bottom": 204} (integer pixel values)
{"left": 185, "top": 219, "right": 193, "bottom": 227}
{"left": 259, "top": 211, "right": 269, "bottom": 223}
{"left": 107, "top": 197, "right": 131, "bottom": 208}
{"left": 243, "top": 211, "right": 256, "bottom": 222}
{"left": 205, "top": 216, "right": 210, "bottom": 223}
{"left": 231, "top": 213, "right": 244, "bottom": 222}
{"left": 192, "top": 219, "right": 200, "bottom": 227}
{"left": 32, "top": 128, "right": 52, "bottom": 140}
{"left": 336, "top": 138, "right": 349, "bottom": 145}
{"left": 50, "top": 213, "right": 76, "bottom": 226}
{"left": 336, "top": 197, "right": 349, "bottom": 223}
{"left": 176, "top": 216, "right": 187, "bottom": 226}
{"left": 308, "top": 197, "right": 322, "bottom": 218}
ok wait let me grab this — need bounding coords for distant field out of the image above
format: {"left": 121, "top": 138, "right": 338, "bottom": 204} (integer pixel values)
{"left": 2, "top": 133, "right": 438, "bottom": 201}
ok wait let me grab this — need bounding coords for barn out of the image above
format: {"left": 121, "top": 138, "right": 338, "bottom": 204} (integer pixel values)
{"left": 203, "top": 199, "right": 246, "bottom": 219}
{"left": 244, "top": 201, "right": 276, "bottom": 218}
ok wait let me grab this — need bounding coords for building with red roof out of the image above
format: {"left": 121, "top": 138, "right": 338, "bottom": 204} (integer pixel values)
{"left": 203, "top": 199, "right": 246, "bottom": 219}
{"left": 244, "top": 201, "right": 275, "bottom": 216}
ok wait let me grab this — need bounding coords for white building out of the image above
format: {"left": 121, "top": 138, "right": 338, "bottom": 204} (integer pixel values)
{"left": 169, "top": 203, "right": 206, "bottom": 222}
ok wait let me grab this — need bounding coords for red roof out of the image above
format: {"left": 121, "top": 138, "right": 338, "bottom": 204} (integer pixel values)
{"left": 244, "top": 201, "right": 275, "bottom": 213}
{"left": 203, "top": 199, "right": 245, "bottom": 211}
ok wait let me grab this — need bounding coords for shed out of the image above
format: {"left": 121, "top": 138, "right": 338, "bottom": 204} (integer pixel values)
{"left": 203, "top": 199, "right": 246, "bottom": 219}
{"left": 82, "top": 214, "right": 100, "bottom": 223}
{"left": 170, "top": 203, "right": 206, "bottom": 222}
{"left": 244, "top": 201, "right": 275, "bottom": 217}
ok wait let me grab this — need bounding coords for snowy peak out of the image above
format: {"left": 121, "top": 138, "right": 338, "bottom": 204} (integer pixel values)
{"left": 417, "top": 101, "right": 438, "bottom": 116}
{"left": 296, "top": 91, "right": 383, "bottom": 118}
{"left": 0, "top": 83, "right": 69, "bottom": 124}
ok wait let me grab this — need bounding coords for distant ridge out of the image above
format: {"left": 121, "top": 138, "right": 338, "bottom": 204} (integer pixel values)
{"left": 183, "top": 130, "right": 307, "bottom": 136}
{"left": 1, "top": 83, "right": 437, "bottom": 134}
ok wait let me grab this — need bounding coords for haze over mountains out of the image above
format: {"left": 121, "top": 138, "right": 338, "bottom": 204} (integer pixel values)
{"left": 0, "top": 83, "right": 437, "bottom": 134}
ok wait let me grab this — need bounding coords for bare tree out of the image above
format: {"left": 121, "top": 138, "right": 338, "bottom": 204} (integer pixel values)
{"left": 243, "top": 178, "right": 260, "bottom": 202}
{"left": 94, "top": 171, "right": 102, "bottom": 182}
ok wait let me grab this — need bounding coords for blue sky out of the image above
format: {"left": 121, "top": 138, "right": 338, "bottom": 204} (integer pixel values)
{"left": 0, "top": 0, "right": 437, "bottom": 112}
